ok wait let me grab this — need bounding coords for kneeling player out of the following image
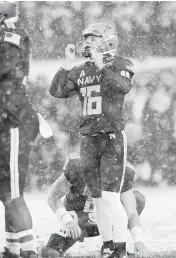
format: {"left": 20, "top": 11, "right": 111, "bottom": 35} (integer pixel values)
{"left": 39, "top": 153, "right": 148, "bottom": 258}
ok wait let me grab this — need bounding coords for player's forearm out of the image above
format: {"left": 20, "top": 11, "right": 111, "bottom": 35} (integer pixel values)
{"left": 47, "top": 181, "right": 66, "bottom": 213}
{"left": 101, "top": 67, "right": 132, "bottom": 94}
{"left": 47, "top": 174, "right": 71, "bottom": 213}
{"left": 47, "top": 194, "right": 64, "bottom": 213}
{"left": 49, "top": 68, "right": 70, "bottom": 98}
{"left": 128, "top": 213, "right": 143, "bottom": 243}
{"left": 128, "top": 212, "right": 141, "bottom": 230}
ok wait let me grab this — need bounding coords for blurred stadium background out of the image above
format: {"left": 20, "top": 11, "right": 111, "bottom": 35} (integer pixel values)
{"left": 17, "top": 1, "right": 176, "bottom": 189}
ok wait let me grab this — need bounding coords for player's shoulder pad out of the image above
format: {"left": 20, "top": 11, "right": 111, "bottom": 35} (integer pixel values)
{"left": 68, "top": 62, "right": 86, "bottom": 82}
{"left": 63, "top": 152, "right": 80, "bottom": 170}
{"left": 70, "top": 62, "right": 85, "bottom": 72}
{"left": 114, "top": 55, "right": 134, "bottom": 79}
{"left": 114, "top": 55, "right": 133, "bottom": 67}
{"left": 68, "top": 64, "right": 82, "bottom": 79}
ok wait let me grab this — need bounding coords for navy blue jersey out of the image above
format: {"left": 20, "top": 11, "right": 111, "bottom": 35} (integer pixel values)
{"left": 0, "top": 22, "right": 33, "bottom": 129}
{"left": 50, "top": 56, "right": 134, "bottom": 135}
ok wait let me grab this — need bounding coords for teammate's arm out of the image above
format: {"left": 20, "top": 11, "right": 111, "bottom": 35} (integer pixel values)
{"left": 47, "top": 173, "right": 81, "bottom": 239}
{"left": 47, "top": 173, "right": 71, "bottom": 212}
{"left": 49, "top": 44, "right": 77, "bottom": 98}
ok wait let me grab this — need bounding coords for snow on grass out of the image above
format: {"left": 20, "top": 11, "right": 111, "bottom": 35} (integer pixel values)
{"left": 0, "top": 186, "right": 176, "bottom": 257}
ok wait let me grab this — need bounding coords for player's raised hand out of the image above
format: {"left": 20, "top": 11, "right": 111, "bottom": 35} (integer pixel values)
{"left": 65, "top": 44, "right": 76, "bottom": 61}
{"left": 91, "top": 50, "right": 105, "bottom": 70}
{"left": 135, "top": 241, "right": 150, "bottom": 258}
{"left": 65, "top": 220, "right": 82, "bottom": 239}
{"left": 62, "top": 44, "right": 76, "bottom": 70}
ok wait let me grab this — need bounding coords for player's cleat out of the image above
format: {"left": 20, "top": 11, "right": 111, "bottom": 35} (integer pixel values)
{"left": 0, "top": 253, "right": 20, "bottom": 258}
{"left": 113, "top": 243, "right": 127, "bottom": 258}
{"left": 100, "top": 241, "right": 114, "bottom": 258}
{"left": 0, "top": 248, "right": 21, "bottom": 258}
{"left": 101, "top": 248, "right": 128, "bottom": 258}
{"left": 127, "top": 253, "right": 135, "bottom": 258}
{"left": 101, "top": 242, "right": 127, "bottom": 258}
{"left": 101, "top": 247, "right": 114, "bottom": 258}
{"left": 20, "top": 251, "right": 37, "bottom": 258}
{"left": 103, "top": 251, "right": 127, "bottom": 258}
{"left": 38, "top": 247, "right": 61, "bottom": 258}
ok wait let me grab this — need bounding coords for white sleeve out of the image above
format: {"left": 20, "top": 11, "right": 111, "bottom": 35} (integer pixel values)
{"left": 37, "top": 113, "right": 54, "bottom": 138}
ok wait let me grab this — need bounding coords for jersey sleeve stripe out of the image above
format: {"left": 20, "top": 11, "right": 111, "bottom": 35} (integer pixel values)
{"left": 69, "top": 152, "right": 80, "bottom": 160}
{"left": 125, "top": 162, "right": 135, "bottom": 171}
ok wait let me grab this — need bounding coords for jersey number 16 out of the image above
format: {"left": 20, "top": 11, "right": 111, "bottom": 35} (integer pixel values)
{"left": 80, "top": 85, "right": 102, "bottom": 116}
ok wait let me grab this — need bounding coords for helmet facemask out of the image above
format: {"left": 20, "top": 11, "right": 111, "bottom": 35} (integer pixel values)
{"left": 76, "top": 23, "right": 119, "bottom": 62}
{"left": 76, "top": 36, "right": 103, "bottom": 58}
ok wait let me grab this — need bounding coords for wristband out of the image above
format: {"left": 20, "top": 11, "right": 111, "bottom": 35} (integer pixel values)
{"left": 130, "top": 227, "right": 142, "bottom": 243}
{"left": 56, "top": 207, "right": 73, "bottom": 224}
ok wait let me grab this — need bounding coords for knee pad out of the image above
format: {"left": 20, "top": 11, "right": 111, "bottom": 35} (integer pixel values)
{"left": 21, "top": 251, "right": 37, "bottom": 258}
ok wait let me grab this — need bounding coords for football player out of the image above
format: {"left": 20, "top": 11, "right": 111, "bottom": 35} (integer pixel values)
{"left": 39, "top": 152, "right": 148, "bottom": 258}
{"left": 0, "top": 2, "right": 53, "bottom": 258}
{"left": 49, "top": 23, "right": 134, "bottom": 257}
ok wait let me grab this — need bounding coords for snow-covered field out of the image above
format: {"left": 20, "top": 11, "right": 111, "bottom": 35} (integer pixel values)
{"left": 0, "top": 186, "right": 176, "bottom": 257}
